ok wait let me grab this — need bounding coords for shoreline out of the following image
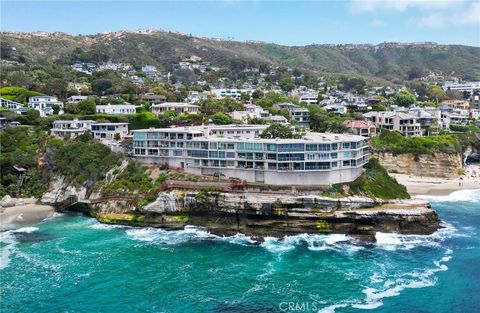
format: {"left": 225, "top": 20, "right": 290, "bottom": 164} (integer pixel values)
{"left": 0, "top": 204, "right": 56, "bottom": 231}
{"left": 391, "top": 164, "right": 480, "bottom": 196}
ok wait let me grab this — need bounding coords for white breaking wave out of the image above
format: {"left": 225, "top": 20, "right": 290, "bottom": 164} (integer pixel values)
{"left": 89, "top": 223, "right": 127, "bottom": 230}
{"left": 0, "top": 227, "right": 40, "bottom": 270}
{"left": 126, "top": 226, "right": 218, "bottom": 245}
{"left": 13, "top": 227, "right": 39, "bottom": 234}
{"left": 318, "top": 248, "right": 453, "bottom": 312}
{"left": 415, "top": 188, "right": 480, "bottom": 203}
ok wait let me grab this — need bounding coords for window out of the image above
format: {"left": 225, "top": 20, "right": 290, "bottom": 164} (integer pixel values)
{"left": 306, "top": 144, "right": 317, "bottom": 151}
{"left": 343, "top": 142, "right": 350, "bottom": 149}
{"left": 318, "top": 144, "right": 331, "bottom": 151}
{"left": 331, "top": 152, "right": 338, "bottom": 159}
{"left": 191, "top": 150, "right": 208, "bottom": 158}
{"left": 307, "top": 153, "right": 315, "bottom": 160}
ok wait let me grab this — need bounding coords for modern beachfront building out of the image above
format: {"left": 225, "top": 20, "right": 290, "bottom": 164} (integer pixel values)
{"left": 132, "top": 125, "right": 369, "bottom": 185}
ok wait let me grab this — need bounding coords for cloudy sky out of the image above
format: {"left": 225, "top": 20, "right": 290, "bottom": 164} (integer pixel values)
{"left": 1, "top": 0, "right": 479, "bottom": 46}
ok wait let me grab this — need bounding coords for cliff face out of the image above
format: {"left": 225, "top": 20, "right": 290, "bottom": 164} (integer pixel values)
{"left": 40, "top": 176, "right": 441, "bottom": 239}
{"left": 374, "top": 152, "right": 462, "bottom": 178}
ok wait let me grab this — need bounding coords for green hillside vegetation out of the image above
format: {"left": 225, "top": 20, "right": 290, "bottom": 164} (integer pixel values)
{"left": 0, "top": 86, "right": 45, "bottom": 104}
{"left": 371, "top": 130, "right": 463, "bottom": 154}
{"left": 2, "top": 31, "right": 480, "bottom": 82}
{"left": 333, "top": 158, "right": 410, "bottom": 200}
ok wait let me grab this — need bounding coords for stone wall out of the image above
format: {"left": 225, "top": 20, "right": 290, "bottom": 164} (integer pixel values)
{"left": 374, "top": 152, "right": 462, "bottom": 178}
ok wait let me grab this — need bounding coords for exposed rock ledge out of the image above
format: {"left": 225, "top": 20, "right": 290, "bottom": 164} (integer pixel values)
{"left": 42, "top": 184, "right": 441, "bottom": 239}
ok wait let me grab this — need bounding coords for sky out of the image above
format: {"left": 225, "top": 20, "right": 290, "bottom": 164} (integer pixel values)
{"left": 1, "top": 0, "right": 479, "bottom": 46}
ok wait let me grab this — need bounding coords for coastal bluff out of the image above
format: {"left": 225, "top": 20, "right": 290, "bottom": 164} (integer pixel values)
{"left": 40, "top": 178, "right": 441, "bottom": 239}
{"left": 374, "top": 152, "right": 462, "bottom": 178}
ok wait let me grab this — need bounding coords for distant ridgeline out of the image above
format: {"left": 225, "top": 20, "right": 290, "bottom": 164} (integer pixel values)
{"left": 1, "top": 31, "right": 480, "bottom": 81}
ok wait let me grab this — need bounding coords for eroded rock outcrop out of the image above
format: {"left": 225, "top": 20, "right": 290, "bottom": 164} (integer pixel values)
{"left": 375, "top": 152, "right": 462, "bottom": 178}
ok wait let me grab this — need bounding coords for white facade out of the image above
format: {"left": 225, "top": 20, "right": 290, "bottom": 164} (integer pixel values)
{"left": 91, "top": 123, "right": 129, "bottom": 140}
{"left": 442, "top": 81, "right": 480, "bottom": 93}
{"left": 1, "top": 97, "right": 23, "bottom": 110}
{"left": 364, "top": 111, "right": 422, "bottom": 137}
{"left": 28, "top": 96, "right": 64, "bottom": 117}
{"left": 150, "top": 103, "right": 199, "bottom": 115}
{"left": 50, "top": 119, "right": 96, "bottom": 138}
{"left": 211, "top": 88, "right": 253, "bottom": 100}
{"left": 131, "top": 125, "right": 369, "bottom": 185}
{"left": 299, "top": 93, "right": 318, "bottom": 104}
{"left": 96, "top": 104, "right": 138, "bottom": 115}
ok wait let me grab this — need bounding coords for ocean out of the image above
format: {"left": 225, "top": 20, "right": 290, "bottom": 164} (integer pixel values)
{"left": 1, "top": 189, "right": 479, "bottom": 313}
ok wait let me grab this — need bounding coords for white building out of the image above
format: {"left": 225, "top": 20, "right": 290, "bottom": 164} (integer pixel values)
{"left": 91, "top": 123, "right": 129, "bottom": 140}
{"left": 131, "top": 125, "right": 369, "bottom": 185}
{"left": 96, "top": 104, "right": 138, "bottom": 115}
{"left": 1, "top": 98, "right": 24, "bottom": 110}
{"left": 28, "top": 96, "right": 64, "bottom": 117}
{"left": 299, "top": 93, "right": 318, "bottom": 104}
{"left": 50, "top": 119, "right": 96, "bottom": 138}
{"left": 211, "top": 88, "right": 253, "bottom": 100}
{"left": 150, "top": 103, "right": 199, "bottom": 115}
{"left": 442, "top": 81, "right": 480, "bottom": 93}
{"left": 66, "top": 95, "right": 89, "bottom": 104}
{"left": 364, "top": 111, "right": 422, "bottom": 137}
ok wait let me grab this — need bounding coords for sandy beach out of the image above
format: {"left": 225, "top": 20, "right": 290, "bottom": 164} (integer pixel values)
{"left": 391, "top": 164, "right": 480, "bottom": 196}
{"left": 0, "top": 204, "right": 55, "bottom": 231}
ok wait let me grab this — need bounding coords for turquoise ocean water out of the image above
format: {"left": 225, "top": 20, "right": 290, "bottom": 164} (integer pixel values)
{"left": 1, "top": 189, "right": 479, "bottom": 313}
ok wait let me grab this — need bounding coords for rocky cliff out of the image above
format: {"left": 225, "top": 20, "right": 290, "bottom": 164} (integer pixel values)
{"left": 375, "top": 152, "right": 463, "bottom": 178}
{"left": 40, "top": 176, "right": 441, "bottom": 240}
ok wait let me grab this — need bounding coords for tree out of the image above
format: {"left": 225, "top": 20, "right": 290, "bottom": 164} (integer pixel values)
{"left": 222, "top": 97, "right": 244, "bottom": 112}
{"left": 52, "top": 104, "right": 62, "bottom": 115}
{"left": 211, "top": 112, "right": 232, "bottom": 125}
{"left": 240, "top": 92, "right": 251, "bottom": 102}
{"left": 392, "top": 90, "right": 416, "bottom": 107}
{"left": 25, "top": 109, "right": 40, "bottom": 125}
{"left": 113, "top": 133, "right": 121, "bottom": 141}
{"left": 260, "top": 123, "right": 294, "bottom": 139}
{"left": 42, "top": 78, "right": 68, "bottom": 98}
{"left": 198, "top": 98, "right": 224, "bottom": 116}
{"left": 279, "top": 75, "right": 295, "bottom": 92}
{"left": 91, "top": 79, "right": 113, "bottom": 95}
{"left": 7, "top": 71, "right": 32, "bottom": 88}
{"left": 426, "top": 85, "right": 447, "bottom": 104}
{"left": 65, "top": 98, "right": 96, "bottom": 115}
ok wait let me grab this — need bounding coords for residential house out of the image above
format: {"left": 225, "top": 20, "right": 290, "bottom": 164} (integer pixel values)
{"left": 91, "top": 123, "right": 129, "bottom": 141}
{"left": 211, "top": 88, "right": 253, "bottom": 100}
{"left": 325, "top": 104, "right": 348, "bottom": 115}
{"left": 441, "top": 99, "right": 470, "bottom": 110}
{"left": 28, "top": 96, "right": 64, "bottom": 117}
{"left": 50, "top": 119, "right": 96, "bottom": 138}
{"left": 150, "top": 103, "right": 199, "bottom": 115}
{"left": 1, "top": 98, "right": 24, "bottom": 110}
{"left": 96, "top": 103, "right": 138, "bottom": 115}
{"left": 343, "top": 120, "right": 377, "bottom": 137}
{"left": 407, "top": 107, "right": 441, "bottom": 135}
{"left": 364, "top": 111, "right": 422, "bottom": 137}
{"left": 66, "top": 95, "right": 89, "bottom": 104}
{"left": 299, "top": 93, "right": 318, "bottom": 104}
{"left": 273, "top": 103, "right": 310, "bottom": 128}
{"left": 139, "top": 93, "right": 167, "bottom": 104}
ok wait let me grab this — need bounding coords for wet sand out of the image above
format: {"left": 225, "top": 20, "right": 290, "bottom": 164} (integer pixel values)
{"left": 0, "top": 204, "right": 55, "bottom": 231}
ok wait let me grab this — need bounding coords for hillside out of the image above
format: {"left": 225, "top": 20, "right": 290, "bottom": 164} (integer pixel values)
{"left": 1, "top": 30, "right": 480, "bottom": 82}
